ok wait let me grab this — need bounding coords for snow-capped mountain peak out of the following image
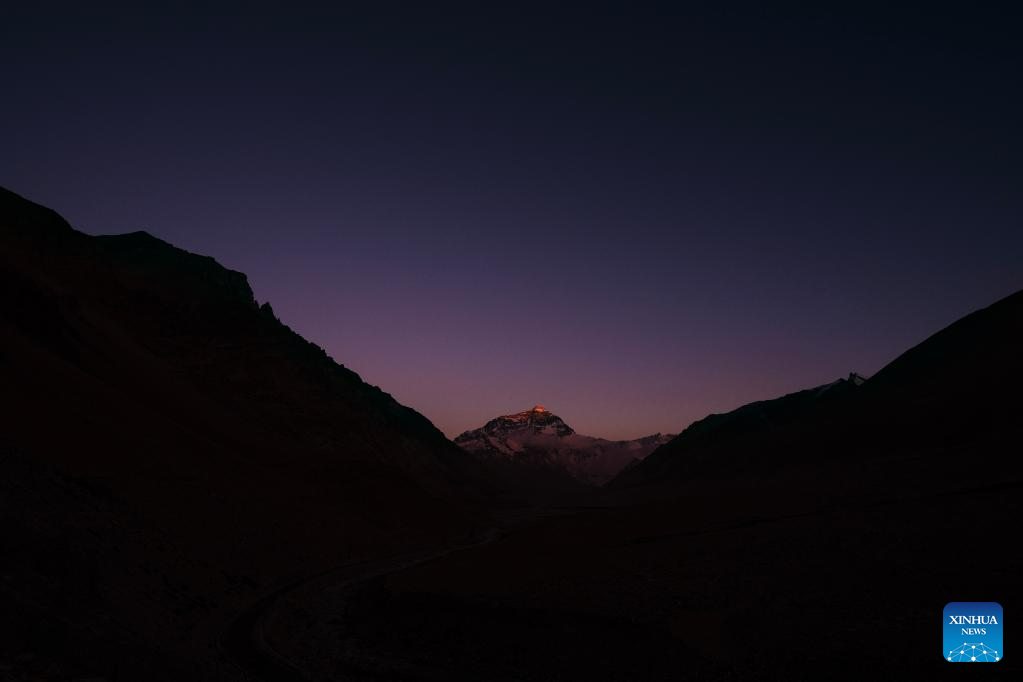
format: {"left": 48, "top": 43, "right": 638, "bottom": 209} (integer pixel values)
{"left": 454, "top": 406, "right": 674, "bottom": 485}
{"left": 466, "top": 405, "right": 577, "bottom": 439}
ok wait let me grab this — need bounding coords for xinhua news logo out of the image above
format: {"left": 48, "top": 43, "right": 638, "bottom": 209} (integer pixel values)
{"left": 944, "top": 602, "right": 1002, "bottom": 662}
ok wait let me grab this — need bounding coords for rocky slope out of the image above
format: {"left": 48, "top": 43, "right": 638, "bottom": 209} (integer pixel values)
{"left": 0, "top": 185, "right": 495, "bottom": 679}
{"left": 455, "top": 405, "right": 674, "bottom": 485}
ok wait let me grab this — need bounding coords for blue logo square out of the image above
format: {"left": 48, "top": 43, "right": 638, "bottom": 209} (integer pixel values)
{"left": 944, "top": 602, "right": 1002, "bottom": 662}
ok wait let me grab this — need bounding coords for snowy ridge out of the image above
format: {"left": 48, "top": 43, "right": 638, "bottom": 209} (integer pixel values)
{"left": 454, "top": 405, "right": 674, "bottom": 485}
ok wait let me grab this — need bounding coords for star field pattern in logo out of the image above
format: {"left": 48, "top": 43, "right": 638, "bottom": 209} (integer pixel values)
{"left": 947, "top": 643, "right": 999, "bottom": 662}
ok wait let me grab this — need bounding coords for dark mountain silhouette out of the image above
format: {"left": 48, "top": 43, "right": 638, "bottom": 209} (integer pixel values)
{"left": 0, "top": 186, "right": 496, "bottom": 678}
{"left": 456, "top": 404, "right": 674, "bottom": 484}
{"left": 609, "top": 374, "right": 864, "bottom": 487}
{"left": 612, "top": 287, "right": 1023, "bottom": 491}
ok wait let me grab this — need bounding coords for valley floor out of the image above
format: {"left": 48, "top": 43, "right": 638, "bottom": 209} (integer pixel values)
{"left": 258, "top": 465, "right": 1019, "bottom": 680}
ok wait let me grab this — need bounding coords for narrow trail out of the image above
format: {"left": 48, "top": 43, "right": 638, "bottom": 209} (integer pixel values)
{"left": 217, "top": 479, "right": 1023, "bottom": 680}
{"left": 217, "top": 528, "right": 503, "bottom": 681}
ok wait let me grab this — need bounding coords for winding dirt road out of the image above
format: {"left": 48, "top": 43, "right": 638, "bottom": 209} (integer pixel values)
{"left": 218, "top": 529, "right": 503, "bottom": 681}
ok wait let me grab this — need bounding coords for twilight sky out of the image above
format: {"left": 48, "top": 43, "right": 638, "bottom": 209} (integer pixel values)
{"left": 3, "top": 3, "right": 1021, "bottom": 439}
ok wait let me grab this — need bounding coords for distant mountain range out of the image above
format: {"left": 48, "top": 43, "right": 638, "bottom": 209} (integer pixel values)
{"left": 455, "top": 405, "right": 674, "bottom": 484}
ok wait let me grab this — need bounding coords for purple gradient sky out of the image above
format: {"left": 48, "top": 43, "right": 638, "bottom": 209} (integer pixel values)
{"left": 3, "top": 3, "right": 1021, "bottom": 439}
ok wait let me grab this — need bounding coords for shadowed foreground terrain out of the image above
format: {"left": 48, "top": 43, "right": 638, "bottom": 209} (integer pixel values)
{"left": 268, "top": 289, "right": 1023, "bottom": 679}
{"left": 2, "top": 186, "right": 1021, "bottom": 679}
{"left": 0, "top": 186, "right": 499, "bottom": 679}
